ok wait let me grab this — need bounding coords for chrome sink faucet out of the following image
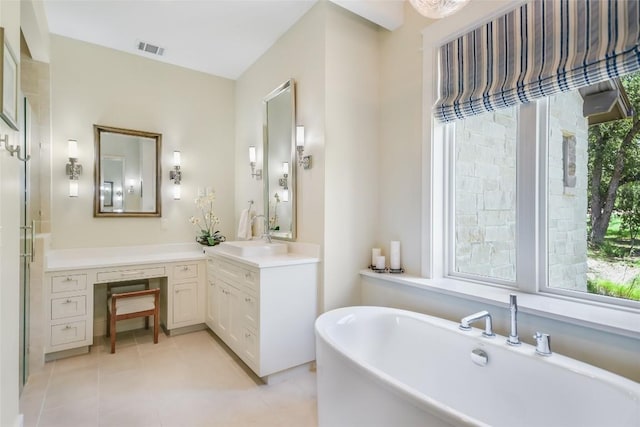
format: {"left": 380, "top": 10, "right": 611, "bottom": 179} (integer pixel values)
{"left": 252, "top": 215, "right": 272, "bottom": 243}
{"left": 459, "top": 310, "right": 495, "bottom": 338}
{"left": 507, "top": 294, "right": 521, "bottom": 346}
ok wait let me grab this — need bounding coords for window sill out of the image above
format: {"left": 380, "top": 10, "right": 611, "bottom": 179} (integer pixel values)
{"left": 360, "top": 270, "right": 640, "bottom": 340}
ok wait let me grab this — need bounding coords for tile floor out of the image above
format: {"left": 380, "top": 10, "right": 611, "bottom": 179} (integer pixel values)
{"left": 19, "top": 329, "right": 318, "bottom": 427}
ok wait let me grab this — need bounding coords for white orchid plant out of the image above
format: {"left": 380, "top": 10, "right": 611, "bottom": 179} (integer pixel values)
{"left": 189, "top": 191, "right": 226, "bottom": 246}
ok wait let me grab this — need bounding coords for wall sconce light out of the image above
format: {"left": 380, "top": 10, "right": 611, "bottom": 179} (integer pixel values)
{"left": 65, "top": 139, "right": 82, "bottom": 197}
{"left": 169, "top": 150, "right": 182, "bottom": 200}
{"left": 249, "top": 146, "right": 262, "bottom": 179}
{"left": 278, "top": 162, "right": 289, "bottom": 189}
{"left": 296, "top": 126, "right": 311, "bottom": 170}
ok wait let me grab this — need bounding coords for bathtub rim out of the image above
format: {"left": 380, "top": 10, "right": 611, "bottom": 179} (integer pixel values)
{"left": 316, "top": 306, "right": 491, "bottom": 427}
{"left": 315, "top": 305, "right": 640, "bottom": 426}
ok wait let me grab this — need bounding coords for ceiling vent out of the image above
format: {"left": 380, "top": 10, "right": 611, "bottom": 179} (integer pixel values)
{"left": 136, "top": 41, "right": 165, "bottom": 56}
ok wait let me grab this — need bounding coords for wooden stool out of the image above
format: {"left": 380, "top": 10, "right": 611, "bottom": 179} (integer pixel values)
{"left": 106, "top": 280, "right": 160, "bottom": 353}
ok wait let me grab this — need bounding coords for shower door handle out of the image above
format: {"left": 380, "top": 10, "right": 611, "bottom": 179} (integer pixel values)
{"left": 19, "top": 220, "right": 36, "bottom": 262}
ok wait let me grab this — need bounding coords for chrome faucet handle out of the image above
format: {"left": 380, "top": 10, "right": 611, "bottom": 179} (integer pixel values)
{"left": 533, "top": 332, "right": 552, "bottom": 356}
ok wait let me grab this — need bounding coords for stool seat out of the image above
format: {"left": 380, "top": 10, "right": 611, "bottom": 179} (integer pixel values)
{"left": 108, "top": 295, "right": 156, "bottom": 315}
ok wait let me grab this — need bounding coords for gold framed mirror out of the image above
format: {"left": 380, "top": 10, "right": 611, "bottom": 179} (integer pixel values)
{"left": 93, "top": 124, "right": 162, "bottom": 217}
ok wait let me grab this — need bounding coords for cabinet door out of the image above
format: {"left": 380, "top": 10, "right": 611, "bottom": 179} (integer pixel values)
{"left": 205, "top": 278, "right": 217, "bottom": 332}
{"left": 216, "top": 282, "right": 241, "bottom": 350}
{"left": 173, "top": 281, "right": 199, "bottom": 325}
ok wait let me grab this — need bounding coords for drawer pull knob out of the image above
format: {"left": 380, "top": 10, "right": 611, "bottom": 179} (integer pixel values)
{"left": 245, "top": 297, "right": 251, "bottom": 302}
{"left": 65, "top": 299, "right": 73, "bottom": 304}
{"left": 245, "top": 333, "right": 251, "bottom": 338}
{"left": 65, "top": 277, "right": 73, "bottom": 282}
{"left": 183, "top": 266, "right": 189, "bottom": 271}
{"left": 64, "top": 325, "right": 72, "bottom": 330}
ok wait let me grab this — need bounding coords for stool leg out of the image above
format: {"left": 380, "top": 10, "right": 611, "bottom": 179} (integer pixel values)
{"left": 153, "top": 314, "right": 159, "bottom": 344}
{"left": 110, "top": 313, "right": 116, "bottom": 354}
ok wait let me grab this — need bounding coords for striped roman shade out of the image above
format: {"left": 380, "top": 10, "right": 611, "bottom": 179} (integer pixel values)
{"left": 435, "top": 0, "right": 640, "bottom": 123}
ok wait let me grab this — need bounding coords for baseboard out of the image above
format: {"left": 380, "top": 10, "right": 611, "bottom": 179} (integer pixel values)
{"left": 44, "top": 346, "right": 89, "bottom": 362}
{"left": 163, "top": 323, "right": 206, "bottom": 336}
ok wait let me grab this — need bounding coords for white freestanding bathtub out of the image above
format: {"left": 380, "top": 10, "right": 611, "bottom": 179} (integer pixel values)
{"left": 315, "top": 306, "right": 640, "bottom": 427}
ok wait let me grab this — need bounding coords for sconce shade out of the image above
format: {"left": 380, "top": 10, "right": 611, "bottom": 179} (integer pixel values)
{"left": 296, "top": 126, "right": 305, "bottom": 147}
{"left": 68, "top": 139, "right": 78, "bottom": 158}
{"left": 282, "top": 162, "right": 289, "bottom": 175}
{"left": 173, "top": 150, "right": 181, "bottom": 166}
{"left": 173, "top": 184, "right": 181, "bottom": 200}
{"left": 69, "top": 180, "right": 79, "bottom": 197}
{"left": 249, "top": 146, "right": 257, "bottom": 163}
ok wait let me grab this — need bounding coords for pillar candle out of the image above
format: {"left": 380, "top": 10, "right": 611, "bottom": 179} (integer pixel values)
{"left": 371, "top": 248, "right": 381, "bottom": 266}
{"left": 390, "top": 241, "right": 401, "bottom": 270}
{"left": 375, "top": 256, "right": 386, "bottom": 270}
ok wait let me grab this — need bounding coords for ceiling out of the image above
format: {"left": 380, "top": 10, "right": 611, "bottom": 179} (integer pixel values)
{"left": 42, "top": 0, "right": 319, "bottom": 80}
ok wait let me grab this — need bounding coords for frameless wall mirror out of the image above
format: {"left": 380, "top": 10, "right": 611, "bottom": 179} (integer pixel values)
{"left": 263, "top": 79, "right": 296, "bottom": 240}
{"left": 94, "top": 124, "right": 162, "bottom": 217}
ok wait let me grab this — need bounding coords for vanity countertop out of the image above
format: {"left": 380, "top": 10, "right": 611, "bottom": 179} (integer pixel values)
{"left": 205, "top": 244, "right": 320, "bottom": 268}
{"left": 45, "top": 243, "right": 207, "bottom": 272}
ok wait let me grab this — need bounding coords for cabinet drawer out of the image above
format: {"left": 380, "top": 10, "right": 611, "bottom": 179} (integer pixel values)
{"left": 51, "top": 274, "right": 87, "bottom": 293}
{"left": 215, "top": 259, "right": 258, "bottom": 293}
{"left": 242, "top": 294, "right": 259, "bottom": 330}
{"left": 96, "top": 266, "right": 165, "bottom": 282}
{"left": 50, "top": 321, "right": 87, "bottom": 346}
{"left": 51, "top": 296, "right": 86, "bottom": 320}
{"left": 241, "top": 269, "right": 258, "bottom": 294}
{"left": 173, "top": 263, "right": 198, "bottom": 280}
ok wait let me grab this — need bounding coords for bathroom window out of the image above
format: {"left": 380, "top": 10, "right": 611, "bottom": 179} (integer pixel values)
{"left": 446, "top": 80, "right": 640, "bottom": 308}
{"left": 450, "top": 105, "right": 517, "bottom": 284}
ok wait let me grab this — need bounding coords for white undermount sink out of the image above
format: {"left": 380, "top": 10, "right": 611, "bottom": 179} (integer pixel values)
{"left": 217, "top": 240, "right": 287, "bottom": 257}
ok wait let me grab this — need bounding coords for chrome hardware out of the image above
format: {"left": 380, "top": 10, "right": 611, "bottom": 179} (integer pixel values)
{"left": 533, "top": 332, "right": 552, "bottom": 356}
{"left": 470, "top": 348, "right": 488, "bottom": 366}
{"left": 19, "top": 220, "right": 36, "bottom": 262}
{"left": 507, "top": 294, "right": 521, "bottom": 346}
{"left": 459, "top": 310, "right": 495, "bottom": 337}
{"left": 1, "top": 134, "right": 31, "bottom": 162}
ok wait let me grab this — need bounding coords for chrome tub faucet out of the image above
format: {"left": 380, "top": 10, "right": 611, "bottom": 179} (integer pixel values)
{"left": 507, "top": 294, "right": 521, "bottom": 346}
{"left": 459, "top": 310, "right": 495, "bottom": 338}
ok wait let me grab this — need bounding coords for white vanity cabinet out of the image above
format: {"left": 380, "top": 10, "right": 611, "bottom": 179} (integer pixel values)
{"left": 44, "top": 251, "right": 207, "bottom": 358}
{"left": 207, "top": 252, "right": 318, "bottom": 379}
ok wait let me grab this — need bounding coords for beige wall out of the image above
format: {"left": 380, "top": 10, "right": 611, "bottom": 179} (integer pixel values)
{"left": 236, "top": 1, "right": 379, "bottom": 312}
{"left": 323, "top": 4, "right": 379, "bottom": 311}
{"left": 235, "top": 2, "right": 326, "bottom": 248}
{"left": 49, "top": 36, "right": 236, "bottom": 249}
{"left": 377, "top": 2, "right": 426, "bottom": 275}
